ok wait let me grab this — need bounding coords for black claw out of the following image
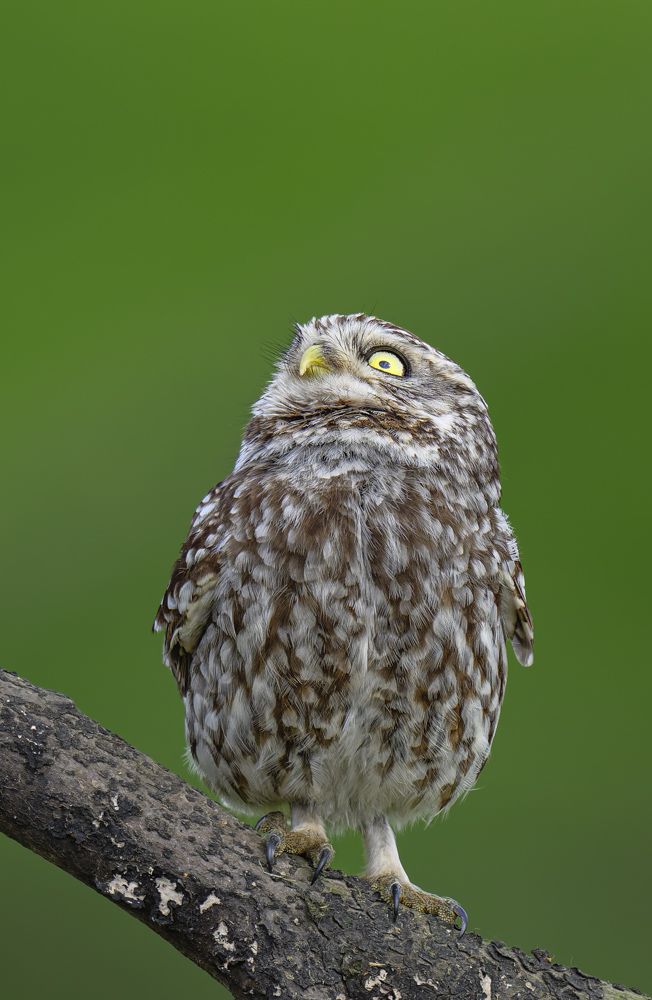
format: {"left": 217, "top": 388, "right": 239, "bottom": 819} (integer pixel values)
{"left": 453, "top": 903, "right": 468, "bottom": 937}
{"left": 254, "top": 814, "right": 269, "bottom": 832}
{"left": 311, "top": 847, "right": 332, "bottom": 884}
{"left": 391, "top": 882, "right": 401, "bottom": 921}
{"left": 266, "top": 832, "right": 281, "bottom": 872}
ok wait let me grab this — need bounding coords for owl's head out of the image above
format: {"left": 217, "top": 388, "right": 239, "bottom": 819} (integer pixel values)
{"left": 254, "top": 314, "right": 487, "bottom": 429}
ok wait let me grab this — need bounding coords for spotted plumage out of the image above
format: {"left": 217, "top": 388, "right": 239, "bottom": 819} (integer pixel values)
{"left": 154, "top": 314, "right": 533, "bottom": 929}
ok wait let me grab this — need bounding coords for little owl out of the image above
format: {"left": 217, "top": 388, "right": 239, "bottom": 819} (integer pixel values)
{"left": 154, "top": 314, "right": 533, "bottom": 932}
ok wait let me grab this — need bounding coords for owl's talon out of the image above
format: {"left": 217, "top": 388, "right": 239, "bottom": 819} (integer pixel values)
{"left": 453, "top": 903, "right": 468, "bottom": 937}
{"left": 391, "top": 881, "right": 401, "bottom": 921}
{"left": 311, "top": 845, "right": 334, "bottom": 884}
{"left": 266, "top": 831, "right": 282, "bottom": 871}
{"left": 254, "top": 812, "right": 288, "bottom": 872}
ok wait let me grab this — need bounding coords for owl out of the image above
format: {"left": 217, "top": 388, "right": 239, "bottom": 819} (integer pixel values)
{"left": 154, "top": 314, "right": 533, "bottom": 932}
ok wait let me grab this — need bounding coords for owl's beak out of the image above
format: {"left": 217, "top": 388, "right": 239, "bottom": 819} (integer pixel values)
{"left": 299, "top": 345, "right": 330, "bottom": 378}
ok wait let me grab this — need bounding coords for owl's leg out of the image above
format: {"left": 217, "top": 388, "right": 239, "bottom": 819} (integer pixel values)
{"left": 361, "top": 816, "right": 467, "bottom": 934}
{"left": 255, "top": 804, "right": 334, "bottom": 882}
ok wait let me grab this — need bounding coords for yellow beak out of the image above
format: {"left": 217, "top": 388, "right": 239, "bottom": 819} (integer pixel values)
{"left": 299, "top": 344, "right": 330, "bottom": 378}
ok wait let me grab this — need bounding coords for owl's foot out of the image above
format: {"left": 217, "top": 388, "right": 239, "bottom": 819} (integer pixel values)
{"left": 255, "top": 810, "right": 334, "bottom": 883}
{"left": 361, "top": 815, "right": 467, "bottom": 935}
{"left": 369, "top": 873, "right": 468, "bottom": 935}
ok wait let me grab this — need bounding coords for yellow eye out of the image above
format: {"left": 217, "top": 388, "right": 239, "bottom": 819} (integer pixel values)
{"left": 367, "top": 350, "right": 406, "bottom": 377}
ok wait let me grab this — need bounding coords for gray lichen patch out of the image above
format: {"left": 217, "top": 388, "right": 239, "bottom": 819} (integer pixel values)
{"left": 199, "top": 892, "right": 221, "bottom": 913}
{"left": 154, "top": 877, "right": 184, "bottom": 915}
{"left": 99, "top": 875, "right": 145, "bottom": 907}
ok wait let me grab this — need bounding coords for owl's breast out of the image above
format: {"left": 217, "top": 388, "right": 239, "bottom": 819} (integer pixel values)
{"left": 184, "top": 456, "right": 505, "bottom": 821}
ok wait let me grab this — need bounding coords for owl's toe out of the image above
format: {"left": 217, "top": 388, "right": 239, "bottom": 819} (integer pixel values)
{"left": 255, "top": 812, "right": 288, "bottom": 872}
{"left": 370, "top": 874, "right": 467, "bottom": 936}
{"left": 254, "top": 811, "right": 286, "bottom": 834}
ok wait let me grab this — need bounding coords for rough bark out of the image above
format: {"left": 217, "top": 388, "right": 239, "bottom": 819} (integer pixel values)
{"left": 0, "top": 669, "right": 646, "bottom": 1000}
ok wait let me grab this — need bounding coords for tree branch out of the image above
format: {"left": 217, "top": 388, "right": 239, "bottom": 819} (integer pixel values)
{"left": 0, "top": 669, "right": 645, "bottom": 1000}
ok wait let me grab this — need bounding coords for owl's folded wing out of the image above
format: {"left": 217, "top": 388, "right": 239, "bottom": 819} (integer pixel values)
{"left": 153, "top": 565, "right": 218, "bottom": 694}
{"left": 153, "top": 488, "right": 224, "bottom": 695}
{"left": 499, "top": 558, "right": 534, "bottom": 667}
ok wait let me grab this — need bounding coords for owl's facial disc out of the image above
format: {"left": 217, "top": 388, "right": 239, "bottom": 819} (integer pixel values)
{"left": 299, "top": 344, "right": 330, "bottom": 378}
{"left": 253, "top": 315, "right": 485, "bottom": 424}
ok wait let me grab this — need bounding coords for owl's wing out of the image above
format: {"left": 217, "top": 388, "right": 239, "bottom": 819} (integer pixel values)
{"left": 499, "top": 554, "right": 534, "bottom": 667}
{"left": 153, "top": 485, "right": 223, "bottom": 695}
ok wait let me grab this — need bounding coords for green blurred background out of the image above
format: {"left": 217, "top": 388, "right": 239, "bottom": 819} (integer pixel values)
{"left": 1, "top": 1, "right": 650, "bottom": 996}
